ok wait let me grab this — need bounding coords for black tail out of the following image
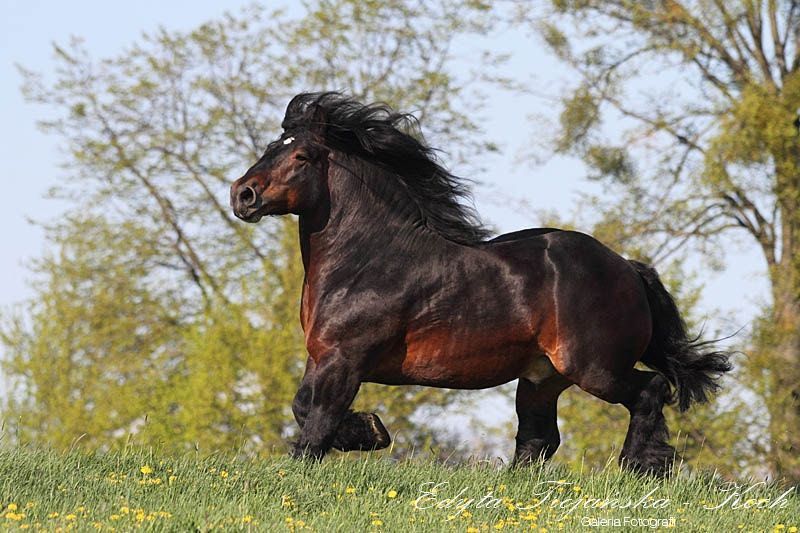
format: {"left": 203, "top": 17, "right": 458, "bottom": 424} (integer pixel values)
{"left": 629, "top": 260, "right": 733, "bottom": 411}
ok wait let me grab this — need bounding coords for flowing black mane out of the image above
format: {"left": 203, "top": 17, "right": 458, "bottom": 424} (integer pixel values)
{"left": 281, "top": 92, "right": 491, "bottom": 245}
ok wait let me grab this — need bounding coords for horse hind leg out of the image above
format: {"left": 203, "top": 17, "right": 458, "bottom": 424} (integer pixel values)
{"left": 513, "top": 374, "right": 571, "bottom": 466}
{"left": 618, "top": 370, "right": 677, "bottom": 476}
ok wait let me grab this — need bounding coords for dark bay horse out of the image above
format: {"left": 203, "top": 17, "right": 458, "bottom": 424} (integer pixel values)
{"left": 230, "top": 92, "right": 731, "bottom": 475}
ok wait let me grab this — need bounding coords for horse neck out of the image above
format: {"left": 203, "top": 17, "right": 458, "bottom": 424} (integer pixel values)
{"left": 298, "top": 154, "right": 449, "bottom": 276}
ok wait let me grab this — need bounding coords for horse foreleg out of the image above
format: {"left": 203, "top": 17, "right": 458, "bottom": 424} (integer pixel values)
{"left": 291, "top": 353, "right": 361, "bottom": 460}
{"left": 292, "top": 356, "right": 391, "bottom": 454}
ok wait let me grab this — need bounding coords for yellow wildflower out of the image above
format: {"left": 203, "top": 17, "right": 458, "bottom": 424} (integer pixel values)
{"left": 220, "top": 470, "right": 229, "bottom": 479}
{"left": 345, "top": 486, "right": 356, "bottom": 494}
{"left": 372, "top": 519, "right": 384, "bottom": 526}
{"left": 140, "top": 465, "right": 153, "bottom": 475}
{"left": 48, "top": 512, "right": 59, "bottom": 519}
{"left": 242, "top": 515, "right": 253, "bottom": 523}
{"left": 387, "top": 490, "right": 398, "bottom": 498}
{"left": 65, "top": 514, "right": 77, "bottom": 521}
{"left": 6, "top": 504, "right": 17, "bottom": 512}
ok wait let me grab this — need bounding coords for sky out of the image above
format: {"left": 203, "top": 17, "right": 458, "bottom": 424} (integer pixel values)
{"left": 0, "top": 1, "right": 770, "bottom": 409}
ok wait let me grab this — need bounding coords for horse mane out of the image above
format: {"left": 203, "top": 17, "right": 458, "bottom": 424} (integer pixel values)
{"left": 281, "top": 92, "right": 491, "bottom": 245}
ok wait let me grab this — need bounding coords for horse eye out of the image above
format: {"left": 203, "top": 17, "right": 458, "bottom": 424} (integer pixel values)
{"left": 294, "top": 153, "right": 310, "bottom": 162}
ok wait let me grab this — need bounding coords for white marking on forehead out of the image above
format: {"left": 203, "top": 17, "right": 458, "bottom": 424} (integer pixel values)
{"left": 282, "top": 136, "right": 295, "bottom": 145}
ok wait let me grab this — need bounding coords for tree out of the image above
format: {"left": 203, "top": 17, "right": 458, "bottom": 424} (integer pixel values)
{"left": 518, "top": 0, "right": 800, "bottom": 479}
{"left": 2, "top": 0, "right": 503, "bottom": 455}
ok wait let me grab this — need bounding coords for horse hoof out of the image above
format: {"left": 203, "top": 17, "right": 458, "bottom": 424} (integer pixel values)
{"left": 363, "top": 412, "right": 391, "bottom": 450}
{"left": 333, "top": 411, "right": 391, "bottom": 452}
{"left": 290, "top": 442, "right": 326, "bottom": 461}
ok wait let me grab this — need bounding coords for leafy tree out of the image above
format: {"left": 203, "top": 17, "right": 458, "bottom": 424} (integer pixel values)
{"left": 517, "top": 0, "right": 800, "bottom": 479}
{"left": 2, "top": 0, "right": 502, "bottom": 455}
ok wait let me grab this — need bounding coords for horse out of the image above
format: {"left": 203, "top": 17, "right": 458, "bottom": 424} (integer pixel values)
{"left": 230, "top": 92, "right": 732, "bottom": 475}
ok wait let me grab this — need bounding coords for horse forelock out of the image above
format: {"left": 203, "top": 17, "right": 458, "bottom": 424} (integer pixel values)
{"left": 280, "top": 92, "right": 490, "bottom": 245}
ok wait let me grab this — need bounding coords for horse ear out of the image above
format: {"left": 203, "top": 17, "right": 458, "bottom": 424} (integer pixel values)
{"left": 307, "top": 104, "right": 327, "bottom": 138}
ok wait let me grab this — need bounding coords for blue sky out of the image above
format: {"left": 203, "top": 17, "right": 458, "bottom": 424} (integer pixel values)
{"left": 1, "top": 1, "right": 769, "bottom": 337}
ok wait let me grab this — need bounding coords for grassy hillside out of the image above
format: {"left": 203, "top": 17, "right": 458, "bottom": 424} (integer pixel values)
{"left": 1, "top": 446, "right": 797, "bottom": 531}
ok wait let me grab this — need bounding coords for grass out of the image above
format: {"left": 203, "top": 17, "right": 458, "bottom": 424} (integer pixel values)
{"left": 0, "top": 446, "right": 798, "bottom": 532}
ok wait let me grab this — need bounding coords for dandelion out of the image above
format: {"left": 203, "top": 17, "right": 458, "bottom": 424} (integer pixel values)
{"left": 110, "top": 515, "right": 121, "bottom": 521}
{"left": 6, "top": 504, "right": 17, "bottom": 512}
{"left": 372, "top": 519, "right": 384, "bottom": 526}
{"left": 4, "top": 512, "right": 25, "bottom": 521}
{"left": 140, "top": 465, "right": 153, "bottom": 475}
{"left": 65, "top": 514, "right": 77, "bottom": 521}
{"left": 220, "top": 470, "right": 229, "bottom": 479}
{"left": 387, "top": 490, "right": 398, "bottom": 499}
{"left": 48, "top": 512, "right": 59, "bottom": 519}
{"left": 345, "top": 486, "right": 356, "bottom": 494}
{"left": 242, "top": 515, "right": 253, "bottom": 524}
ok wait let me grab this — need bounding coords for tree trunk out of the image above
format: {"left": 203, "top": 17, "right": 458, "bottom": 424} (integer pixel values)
{"left": 768, "top": 292, "right": 800, "bottom": 480}
{"left": 766, "top": 200, "right": 800, "bottom": 480}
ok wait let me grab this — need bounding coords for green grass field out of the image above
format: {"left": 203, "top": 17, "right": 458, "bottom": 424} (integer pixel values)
{"left": 1, "top": 446, "right": 797, "bottom": 532}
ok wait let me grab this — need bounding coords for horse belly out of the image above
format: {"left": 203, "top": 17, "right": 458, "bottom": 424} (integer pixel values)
{"left": 365, "top": 328, "right": 537, "bottom": 389}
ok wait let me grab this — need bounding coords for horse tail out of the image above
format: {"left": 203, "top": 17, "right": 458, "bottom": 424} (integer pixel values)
{"left": 629, "top": 260, "right": 733, "bottom": 411}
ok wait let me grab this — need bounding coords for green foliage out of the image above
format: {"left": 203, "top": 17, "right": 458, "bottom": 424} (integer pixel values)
{"left": 2, "top": 1, "right": 503, "bottom": 456}
{"left": 556, "top": 85, "right": 599, "bottom": 152}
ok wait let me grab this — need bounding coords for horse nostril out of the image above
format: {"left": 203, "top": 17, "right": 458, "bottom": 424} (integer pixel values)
{"left": 238, "top": 186, "right": 257, "bottom": 208}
